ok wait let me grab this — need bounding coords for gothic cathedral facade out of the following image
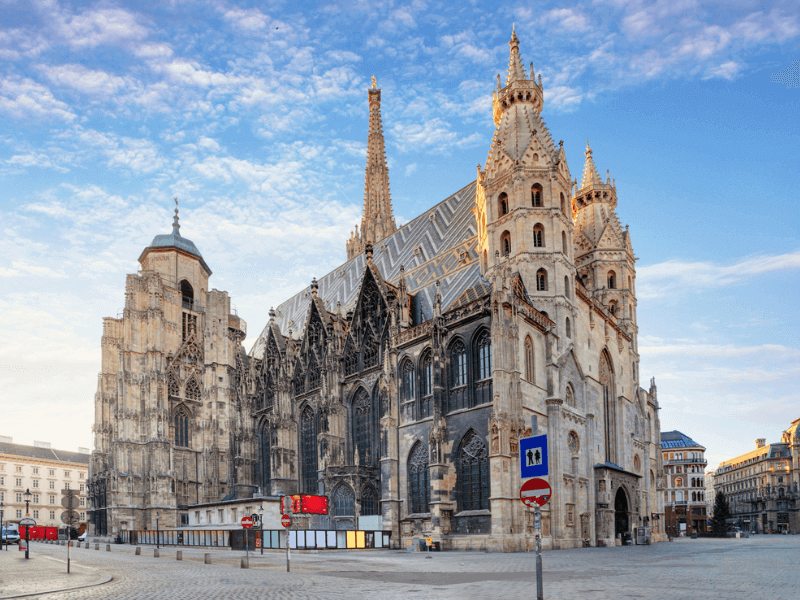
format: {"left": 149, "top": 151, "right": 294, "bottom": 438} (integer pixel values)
{"left": 90, "top": 31, "right": 666, "bottom": 550}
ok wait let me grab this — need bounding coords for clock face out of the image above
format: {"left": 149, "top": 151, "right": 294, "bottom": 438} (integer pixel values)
{"left": 568, "top": 432, "right": 579, "bottom": 454}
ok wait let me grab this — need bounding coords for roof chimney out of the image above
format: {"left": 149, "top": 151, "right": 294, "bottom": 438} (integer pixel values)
{"left": 756, "top": 438, "right": 766, "bottom": 449}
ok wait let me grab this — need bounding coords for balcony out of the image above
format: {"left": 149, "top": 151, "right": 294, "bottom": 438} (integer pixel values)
{"left": 665, "top": 458, "right": 708, "bottom": 466}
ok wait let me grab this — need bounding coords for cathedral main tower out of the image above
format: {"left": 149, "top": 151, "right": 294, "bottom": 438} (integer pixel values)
{"left": 346, "top": 77, "right": 397, "bottom": 260}
{"left": 88, "top": 203, "right": 249, "bottom": 536}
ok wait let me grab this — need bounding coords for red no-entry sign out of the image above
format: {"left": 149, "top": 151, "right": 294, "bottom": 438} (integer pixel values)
{"left": 520, "top": 478, "right": 552, "bottom": 507}
{"left": 281, "top": 514, "right": 291, "bottom": 528}
{"left": 241, "top": 516, "right": 254, "bottom": 529}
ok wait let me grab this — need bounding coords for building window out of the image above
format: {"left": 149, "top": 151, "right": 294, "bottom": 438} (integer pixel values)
{"left": 401, "top": 359, "right": 415, "bottom": 404}
{"left": 49, "top": 495, "right": 55, "bottom": 504}
{"left": 408, "top": 443, "right": 430, "bottom": 514}
{"left": 361, "top": 486, "right": 378, "bottom": 516}
{"left": 32, "top": 494, "right": 39, "bottom": 503}
{"left": 560, "top": 192, "right": 566, "bottom": 214}
{"left": 420, "top": 352, "right": 433, "bottom": 419}
{"left": 498, "top": 192, "right": 508, "bottom": 217}
{"left": 564, "top": 275, "right": 570, "bottom": 299}
{"left": 15, "top": 478, "right": 22, "bottom": 487}
{"left": 536, "top": 268, "right": 547, "bottom": 291}
{"left": 333, "top": 484, "right": 355, "bottom": 517}
{"left": 186, "top": 377, "right": 201, "bottom": 402}
{"left": 565, "top": 384, "right": 575, "bottom": 407}
{"left": 300, "top": 406, "right": 318, "bottom": 494}
{"left": 50, "top": 511, "right": 55, "bottom": 520}
{"left": 32, "top": 468, "right": 39, "bottom": 474}
{"left": 175, "top": 406, "right": 190, "bottom": 448}
{"left": 64, "top": 471, "right": 70, "bottom": 478}
{"left": 16, "top": 510, "right": 22, "bottom": 519}
{"left": 79, "top": 483, "right": 85, "bottom": 492}
{"left": 32, "top": 480, "right": 38, "bottom": 488}
{"left": 476, "top": 331, "right": 492, "bottom": 380}
{"left": 16, "top": 492, "right": 22, "bottom": 502}
{"left": 458, "top": 431, "right": 489, "bottom": 512}
{"left": 80, "top": 498, "right": 85, "bottom": 507}
{"left": 80, "top": 512, "right": 85, "bottom": 520}
{"left": 33, "top": 510, "right": 39, "bottom": 519}
{"left": 533, "top": 224, "right": 544, "bottom": 247}
{"left": 562, "top": 230, "right": 567, "bottom": 255}
{"left": 450, "top": 340, "right": 466, "bottom": 387}
{"left": 531, "top": 183, "right": 543, "bottom": 207}
{"left": 0, "top": 476, "right": 3, "bottom": 486}
{"left": 49, "top": 481, "right": 55, "bottom": 490}
{"left": 501, "top": 231, "right": 511, "bottom": 256}
{"left": 15, "top": 466, "right": 22, "bottom": 473}
{"left": 524, "top": 335, "right": 534, "bottom": 383}
{"left": 676, "top": 477, "right": 683, "bottom": 487}
{"left": 600, "top": 351, "right": 617, "bottom": 464}
{"left": 65, "top": 483, "right": 70, "bottom": 490}
{"left": 608, "top": 270, "right": 616, "bottom": 289}
{"left": 307, "top": 354, "right": 321, "bottom": 391}
{"left": 49, "top": 470, "right": 54, "bottom": 476}
{"left": 565, "top": 317, "right": 571, "bottom": 339}
{"left": 353, "top": 388, "right": 372, "bottom": 466}
{"left": 80, "top": 472, "right": 85, "bottom": 479}
{"left": 567, "top": 430, "right": 579, "bottom": 453}
{"left": 259, "top": 424, "right": 271, "bottom": 493}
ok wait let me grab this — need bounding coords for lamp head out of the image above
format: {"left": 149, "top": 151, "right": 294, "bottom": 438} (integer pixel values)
{"left": 24, "top": 488, "right": 31, "bottom": 498}
{"left": 258, "top": 506, "right": 264, "bottom": 514}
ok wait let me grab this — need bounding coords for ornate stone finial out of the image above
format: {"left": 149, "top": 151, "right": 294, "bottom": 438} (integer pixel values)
{"left": 365, "top": 243, "right": 373, "bottom": 262}
{"left": 371, "top": 75, "right": 377, "bottom": 89}
{"left": 269, "top": 307, "right": 276, "bottom": 322}
{"left": 311, "top": 278, "right": 318, "bottom": 297}
{"left": 172, "top": 197, "right": 180, "bottom": 233}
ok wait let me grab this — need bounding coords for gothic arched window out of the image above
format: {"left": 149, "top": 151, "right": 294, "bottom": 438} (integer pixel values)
{"left": 361, "top": 485, "right": 378, "bottom": 516}
{"left": 600, "top": 351, "right": 616, "bottom": 464}
{"left": 401, "top": 359, "right": 415, "bottom": 403}
{"left": 564, "top": 275, "right": 570, "bottom": 299}
{"left": 168, "top": 373, "right": 179, "bottom": 398}
{"left": 501, "top": 231, "right": 511, "bottom": 256}
{"left": 352, "top": 388, "right": 372, "bottom": 466}
{"left": 363, "top": 328, "right": 379, "bottom": 369}
{"left": 562, "top": 230, "right": 567, "bottom": 255}
{"left": 533, "top": 223, "right": 544, "bottom": 248}
{"left": 608, "top": 270, "right": 616, "bottom": 289}
{"left": 531, "top": 183, "right": 543, "bottom": 207}
{"left": 560, "top": 192, "right": 566, "bottom": 213}
{"left": 185, "top": 377, "right": 201, "bottom": 402}
{"left": 457, "top": 431, "right": 489, "bottom": 512}
{"left": 258, "top": 424, "right": 271, "bottom": 493}
{"left": 300, "top": 406, "right": 318, "bottom": 494}
{"left": 536, "top": 268, "right": 548, "bottom": 292}
{"left": 408, "top": 442, "right": 430, "bottom": 514}
{"left": 333, "top": 484, "right": 354, "bottom": 517}
{"left": 265, "top": 373, "right": 275, "bottom": 411}
{"left": 180, "top": 279, "right": 194, "bottom": 307}
{"left": 476, "top": 331, "right": 492, "bottom": 381}
{"left": 565, "top": 383, "right": 575, "bottom": 407}
{"left": 307, "top": 353, "right": 321, "bottom": 391}
{"left": 524, "top": 335, "right": 534, "bottom": 383}
{"left": 344, "top": 340, "right": 358, "bottom": 376}
{"left": 174, "top": 406, "right": 190, "bottom": 448}
{"left": 498, "top": 192, "right": 508, "bottom": 217}
{"left": 450, "top": 340, "right": 466, "bottom": 387}
{"left": 420, "top": 351, "right": 433, "bottom": 419}
{"left": 565, "top": 317, "right": 572, "bottom": 339}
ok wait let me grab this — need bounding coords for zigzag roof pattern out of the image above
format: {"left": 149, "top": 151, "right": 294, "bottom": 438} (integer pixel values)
{"left": 250, "top": 181, "right": 484, "bottom": 359}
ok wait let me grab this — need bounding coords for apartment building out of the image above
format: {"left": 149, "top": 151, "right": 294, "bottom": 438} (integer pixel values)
{"left": 0, "top": 437, "right": 90, "bottom": 529}
{"left": 661, "top": 431, "right": 708, "bottom": 536}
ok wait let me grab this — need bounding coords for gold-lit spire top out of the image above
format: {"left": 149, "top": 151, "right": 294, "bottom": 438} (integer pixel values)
{"left": 371, "top": 75, "right": 377, "bottom": 89}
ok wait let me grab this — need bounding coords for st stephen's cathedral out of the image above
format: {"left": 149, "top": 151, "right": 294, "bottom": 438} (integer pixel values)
{"left": 89, "top": 30, "right": 667, "bottom": 550}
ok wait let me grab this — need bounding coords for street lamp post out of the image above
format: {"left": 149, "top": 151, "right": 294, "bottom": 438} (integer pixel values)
{"left": 23, "top": 488, "right": 32, "bottom": 559}
{"left": 259, "top": 506, "right": 264, "bottom": 555}
{"left": 155, "top": 512, "right": 160, "bottom": 549}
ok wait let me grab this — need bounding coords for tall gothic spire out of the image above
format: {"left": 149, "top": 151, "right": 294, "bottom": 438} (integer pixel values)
{"left": 346, "top": 77, "right": 397, "bottom": 260}
{"left": 506, "top": 25, "right": 527, "bottom": 85}
{"left": 581, "top": 140, "right": 604, "bottom": 189}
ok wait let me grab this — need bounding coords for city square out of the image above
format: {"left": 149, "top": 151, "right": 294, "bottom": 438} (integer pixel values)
{"left": 2, "top": 536, "right": 799, "bottom": 600}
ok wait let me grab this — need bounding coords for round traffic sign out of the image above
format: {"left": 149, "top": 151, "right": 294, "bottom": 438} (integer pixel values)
{"left": 520, "top": 478, "right": 552, "bottom": 507}
{"left": 241, "top": 516, "right": 254, "bottom": 529}
{"left": 281, "top": 514, "right": 291, "bottom": 528}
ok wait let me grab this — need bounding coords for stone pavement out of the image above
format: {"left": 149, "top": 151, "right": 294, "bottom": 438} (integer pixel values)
{"left": 14, "top": 535, "right": 800, "bottom": 599}
{"left": 0, "top": 545, "right": 111, "bottom": 599}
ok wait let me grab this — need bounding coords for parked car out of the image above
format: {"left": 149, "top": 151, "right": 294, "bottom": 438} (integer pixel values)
{"left": 2, "top": 527, "right": 20, "bottom": 545}
{"left": 78, "top": 531, "right": 87, "bottom": 542}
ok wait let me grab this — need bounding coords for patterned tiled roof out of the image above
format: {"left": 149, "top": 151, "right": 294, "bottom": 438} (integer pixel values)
{"left": 251, "top": 180, "right": 484, "bottom": 358}
{"left": 660, "top": 430, "right": 704, "bottom": 450}
{"left": 0, "top": 442, "right": 90, "bottom": 465}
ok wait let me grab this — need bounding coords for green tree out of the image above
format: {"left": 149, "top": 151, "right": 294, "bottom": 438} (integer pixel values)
{"left": 710, "top": 492, "right": 731, "bottom": 537}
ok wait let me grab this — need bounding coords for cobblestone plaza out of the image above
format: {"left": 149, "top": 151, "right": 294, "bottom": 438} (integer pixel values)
{"left": 2, "top": 536, "right": 797, "bottom": 599}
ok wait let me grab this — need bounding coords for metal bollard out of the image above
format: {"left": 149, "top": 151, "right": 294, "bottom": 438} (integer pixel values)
{"left": 106, "top": 545, "right": 111, "bottom": 552}
{"left": 241, "top": 557, "right": 249, "bottom": 569}
{"left": 204, "top": 553, "right": 211, "bottom": 564}
{"left": 176, "top": 551, "right": 182, "bottom": 561}
{"left": 135, "top": 546, "right": 141, "bottom": 556}
{"left": 153, "top": 549, "right": 160, "bottom": 558}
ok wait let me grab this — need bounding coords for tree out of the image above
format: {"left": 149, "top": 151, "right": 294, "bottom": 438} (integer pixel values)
{"left": 710, "top": 491, "right": 731, "bottom": 537}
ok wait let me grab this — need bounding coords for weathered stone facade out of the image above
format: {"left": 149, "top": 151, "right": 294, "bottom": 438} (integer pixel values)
{"left": 89, "top": 30, "right": 666, "bottom": 550}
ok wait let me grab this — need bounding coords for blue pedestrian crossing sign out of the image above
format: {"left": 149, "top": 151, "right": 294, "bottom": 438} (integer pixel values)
{"left": 520, "top": 434, "right": 548, "bottom": 478}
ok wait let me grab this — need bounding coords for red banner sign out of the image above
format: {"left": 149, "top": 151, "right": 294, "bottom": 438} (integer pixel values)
{"left": 282, "top": 494, "right": 329, "bottom": 515}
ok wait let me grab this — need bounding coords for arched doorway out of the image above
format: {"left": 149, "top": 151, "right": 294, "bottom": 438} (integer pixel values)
{"left": 614, "top": 487, "right": 629, "bottom": 538}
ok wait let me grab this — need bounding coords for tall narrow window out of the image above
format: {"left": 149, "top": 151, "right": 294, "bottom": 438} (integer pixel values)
{"left": 307, "top": 354, "right": 321, "bottom": 390}
{"left": 498, "top": 192, "right": 508, "bottom": 217}
{"left": 333, "top": 484, "right": 355, "bottom": 517}
{"left": 536, "top": 268, "right": 547, "bottom": 291}
{"left": 608, "top": 270, "right": 616, "bottom": 289}
{"left": 476, "top": 331, "right": 492, "bottom": 380}
{"left": 533, "top": 224, "right": 544, "bottom": 248}
{"left": 564, "top": 275, "right": 570, "bottom": 299}
{"left": 565, "top": 384, "right": 575, "bottom": 407}
{"left": 300, "top": 406, "right": 318, "bottom": 494}
{"left": 168, "top": 373, "right": 179, "bottom": 398}
{"left": 524, "top": 335, "right": 534, "bottom": 383}
{"left": 180, "top": 279, "right": 194, "bottom": 308}
{"left": 353, "top": 388, "right": 372, "bottom": 466}
{"left": 600, "top": 351, "right": 616, "bottom": 464}
{"left": 344, "top": 340, "right": 358, "bottom": 376}
{"left": 562, "top": 231, "right": 567, "bottom": 255}
{"left": 361, "top": 486, "right": 378, "bottom": 516}
{"left": 185, "top": 377, "right": 201, "bottom": 401}
{"left": 408, "top": 443, "right": 430, "bottom": 514}
{"left": 501, "top": 231, "right": 511, "bottom": 256}
{"left": 402, "top": 359, "right": 415, "bottom": 402}
{"left": 531, "top": 183, "right": 543, "bottom": 207}
{"left": 560, "top": 192, "right": 566, "bottom": 214}
{"left": 458, "top": 432, "right": 489, "bottom": 511}
{"left": 175, "top": 406, "right": 190, "bottom": 448}
{"left": 420, "top": 352, "right": 433, "bottom": 419}
{"left": 259, "top": 424, "right": 271, "bottom": 493}
{"left": 450, "top": 341, "right": 466, "bottom": 387}
{"left": 565, "top": 317, "right": 571, "bottom": 339}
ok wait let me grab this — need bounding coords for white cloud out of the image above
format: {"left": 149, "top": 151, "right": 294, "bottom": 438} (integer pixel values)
{"left": 541, "top": 8, "right": 591, "bottom": 32}
{"left": 220, "top": 6, "right": 270, "bottom": 31}
{"left": 38, "top": 63, "right": 130, "bottom": 96}
{"left": 405, "top": 163, "right": 417, "bottom": 176}
{"left": 56, "top": 7, "right": 149, "bottom": 49}
{"left": 0, "top": 77, "right": 76, "bottom": 122}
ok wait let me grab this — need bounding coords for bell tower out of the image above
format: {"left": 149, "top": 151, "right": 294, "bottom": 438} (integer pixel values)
{"left": 476, "top": 27, "right": 576, "bottom": 341}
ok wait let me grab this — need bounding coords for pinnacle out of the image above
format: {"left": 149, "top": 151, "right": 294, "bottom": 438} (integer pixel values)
{"left": 506, "top": 27, "right": 527, "bottom": 86}
{"left": 581, "top": 140, "right": 604, "bottom": 189}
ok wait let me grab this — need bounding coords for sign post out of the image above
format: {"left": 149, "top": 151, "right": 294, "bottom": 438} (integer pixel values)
{"left": 62, "top": 489, "right": 79, "bottom": 574}
{"left": 19, "top": 517, "right": 35, "bottom": 560}
{"left": 519, "top": 434, "right": 549, "bottom": 600}
{"left": 281, "top": 497, "right": 293, "bottom": 573}
{"left": 241, "top": 516, "right": 253, "bottom": 568}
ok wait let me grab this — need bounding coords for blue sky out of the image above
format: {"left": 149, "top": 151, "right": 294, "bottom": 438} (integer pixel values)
{"left": 0, "top": 0, "right": 798, "bottom": 469}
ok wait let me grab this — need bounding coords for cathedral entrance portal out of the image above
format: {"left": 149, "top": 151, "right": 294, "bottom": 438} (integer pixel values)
{"left": 614, "top": 487, "right": 629, "bottom": 538}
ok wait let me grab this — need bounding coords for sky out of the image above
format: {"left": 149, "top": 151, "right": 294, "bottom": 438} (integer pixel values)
{"left": 0, "top": 0, "right": 798, "bottom": 470}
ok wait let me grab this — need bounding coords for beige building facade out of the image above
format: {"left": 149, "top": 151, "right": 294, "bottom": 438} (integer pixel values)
{"left": 660, "top": 431, "right": 708, "bottom": 536}
{"left": 0, "top": 437, "right": 89, "bottom": 529}
{"left": 90, "top": 30, "right": 666, "bottom": 550}
{"left": 713, "top": 419, "right": 800, "bottom": 534}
